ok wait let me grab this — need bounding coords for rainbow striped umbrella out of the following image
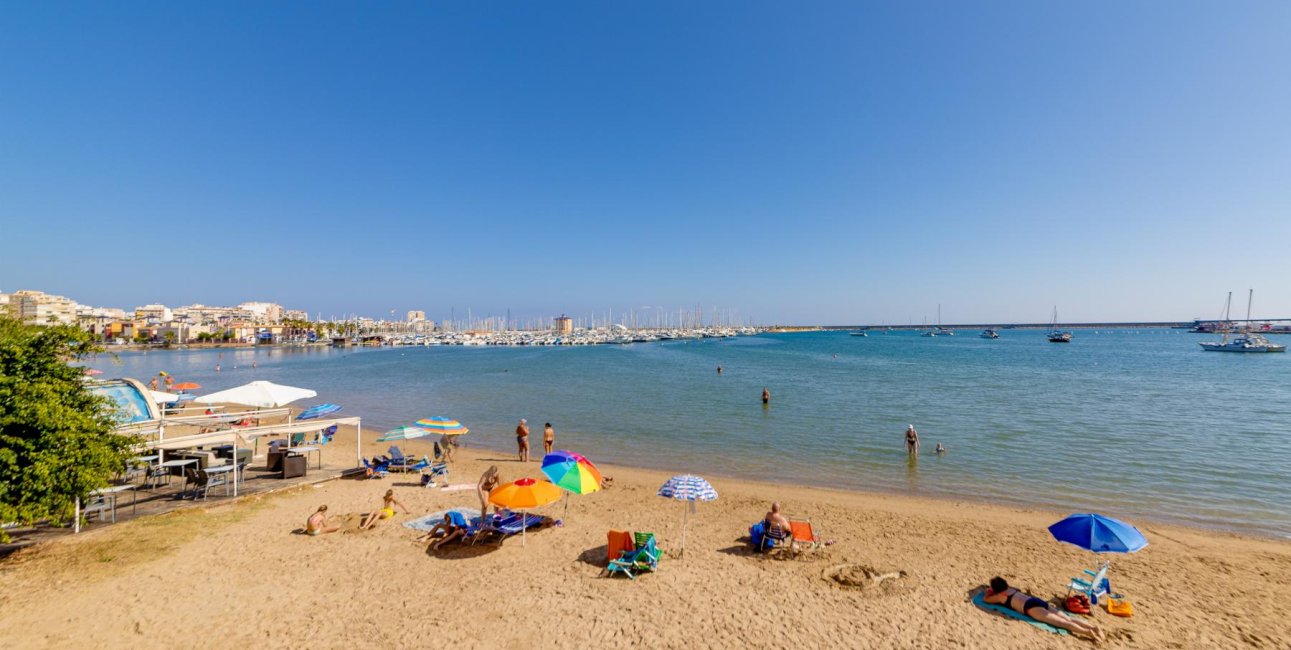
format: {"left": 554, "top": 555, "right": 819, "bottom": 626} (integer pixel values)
{"left": 541, "top": 450, "right": 603, "bottom": 495}
{"left": 414, "top": 416, "right": 470, "bottom": 436}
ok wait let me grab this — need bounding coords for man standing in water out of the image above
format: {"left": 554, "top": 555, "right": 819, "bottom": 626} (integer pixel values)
{"left": 516, "top": 419, "right": 530, "bottom": 462}
{"left": 905, "top": 424, "right": 920, "bottom": 455}
{"left": 762, "top": 387, "right": 771, "bottom": 405}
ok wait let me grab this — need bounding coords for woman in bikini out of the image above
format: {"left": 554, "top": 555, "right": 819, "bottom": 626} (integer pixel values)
{"left": 982, "top": 576, "right": 1104, "bottom": 642}
{"left": 905, "top": 424, "right": 920, "bottom": 455}
{"left": 360, "top": 489, "right": 410, "bottom": 530}
{"left": 543, "top": 423, "right": 555, "bottom": 455}
{"left": 478, "top": 466, "right": 501, "bottom": 523}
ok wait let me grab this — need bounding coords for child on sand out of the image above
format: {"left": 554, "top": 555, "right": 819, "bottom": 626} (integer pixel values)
{"left": 306, "top": 505, "right": 339, "bottom": 536}
{"left": 360, "top": 489, "right": 410, "bottom": 530}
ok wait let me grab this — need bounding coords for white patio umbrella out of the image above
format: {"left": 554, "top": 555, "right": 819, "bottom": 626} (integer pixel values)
{"left": 194, "top": 381, "right": 317, "bottom": 496}
{"left": 150, "top": 390, "right": 180, "bottom": 403}
{"left": 194, "top": 380, "right": 317, "bottom": 408}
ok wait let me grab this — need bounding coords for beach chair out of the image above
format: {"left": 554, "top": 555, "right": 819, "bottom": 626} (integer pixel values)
{"left": 477, "top": 512, "right": 547, "bottom": 545}
{"left": 606, "top": 532, "right": 660, "bottom": 579}
{"left": 1066, "top": 562, "right": 1110, "bottom": 605}
{"left": 387, "top": 446, "right": 421, "bottom": 472}
{"left": 420, "top": 461, "right": 448, "bottom": 486}
{"left": 320, "top": 425, "right": 337, "bottom": 445}
{"left": 787, "top": 520, "right": 823, "bottom": 556}
{"left": 289, "top": 432, "right": 307, "bottom": 447}
{"left": 363, "top": 458, "right": 388, "bottom": 479}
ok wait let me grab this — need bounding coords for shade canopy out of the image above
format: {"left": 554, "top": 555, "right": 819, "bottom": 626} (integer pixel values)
{"left": 377, "top": 425, "right": 431, "bottom": 442}
{"left": 657, "top": 475, "right": 718, "bottom": 502}
{"left": 297, "top": 403, "right": 343, "bottom": 420}
{"left": 414, "top": 416, "right": 469, "bottom": 436}
{"left": 150, "top": 390, "right": 181, "bottom": 404}
{"left": 489, "top": 478, "right": 564, "bottom": 510}
{"left": 541, "top": 450, "right": 603, "bottom": 495}
{"left": 1048, "top": 513, "right": 1148, "bottom": 554}
{"left": 194, "top": 380, "right": 317, "bottom": 408}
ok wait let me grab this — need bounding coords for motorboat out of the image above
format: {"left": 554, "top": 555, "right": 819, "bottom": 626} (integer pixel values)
{"left": 849, "top": 331, "right": 868, "bottom": 337}
{"left": 980, "top": 329, "right": 999, "bottom": 339}
{"left": 1200, "top": 332, "right": 1285, "bottom": 353}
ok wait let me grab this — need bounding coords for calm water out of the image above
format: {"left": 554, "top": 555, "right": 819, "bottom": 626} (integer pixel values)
{"left": 96, "top": 330, "right": 1291, "bottom": 538}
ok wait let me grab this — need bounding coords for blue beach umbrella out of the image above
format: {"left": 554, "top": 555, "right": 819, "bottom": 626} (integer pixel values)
{"left": 1048, "top": 513, "right": 1148, "bottom": 553}
{"left": 297, "top": 403, "right": 342, "bottom": 421}
{"left": 658, "top": 475, "right": 718, "bottom": 556}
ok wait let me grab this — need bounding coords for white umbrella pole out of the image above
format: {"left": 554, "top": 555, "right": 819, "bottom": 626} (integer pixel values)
{"left": 563, "top": 493, "right": 569, "bottom": 521}
{"left": 356, "top": 421, "right": 362, "bottom": 467}
{"left": 522, "top": 509, "right": 527, "bottom": 547}
{"left": 74, "top": 497, "right": 81, "bottom": 534}
{"left": 681, "top": 501, "right": 689, "bottom": 556}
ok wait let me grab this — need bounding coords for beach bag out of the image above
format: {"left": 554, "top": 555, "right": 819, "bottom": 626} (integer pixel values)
{"left": 1065, "top": 594, "right": 1091, "bottom": 614}
{"left": 1106, "top": 597, "right": 1133, "bottom": 617}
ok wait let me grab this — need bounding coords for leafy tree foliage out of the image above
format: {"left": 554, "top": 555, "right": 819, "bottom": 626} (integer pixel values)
{"left": 0, "top": 318, "right": 135, "bottom": 538}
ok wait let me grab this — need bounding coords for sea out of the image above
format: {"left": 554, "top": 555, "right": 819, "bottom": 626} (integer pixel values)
{"left": 94, "top": 329, "right": 1291, "bottom": 538}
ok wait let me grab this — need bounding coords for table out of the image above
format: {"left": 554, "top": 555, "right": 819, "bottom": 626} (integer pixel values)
{"left": 202, "top": 464, "right": 238, "bottom": 496}
{"left": 158, "top": 458, "right": 198, "bottom": 494}
{"left": 90, "top": 483, "right": 139, "bottom": 521}
{"left": 289, "top": 445, "right": 322, "bottom": 470}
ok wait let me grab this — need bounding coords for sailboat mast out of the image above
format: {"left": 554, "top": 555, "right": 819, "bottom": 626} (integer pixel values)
{"left": 1246, "top": 289, "right": 1254, "bottom": 329}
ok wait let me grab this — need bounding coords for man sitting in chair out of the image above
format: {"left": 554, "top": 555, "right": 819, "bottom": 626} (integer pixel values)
{"left": 763, "top": 502, "right": 793, "bottom": 549}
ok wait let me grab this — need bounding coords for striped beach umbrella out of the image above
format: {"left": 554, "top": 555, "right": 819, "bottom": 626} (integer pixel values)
{"left": 414, "top": 416, "right": 469, "bottom": 435}
{"left": 297, "top": 403, "right": 342, "bottom": 421}
{"left": 541, "top": 450, "right": 603, "bottom": 520}
{"left": 488, "top": 478, "right": 564, "bottom": 546}
{"left": 541, "top": 451, "right": 603, "bottom": 494}
{"left": 658, "top": 475, "right": 718, "bottom": 556}
{"left": 377, "top": 425, "right": 431, "bottom": 442}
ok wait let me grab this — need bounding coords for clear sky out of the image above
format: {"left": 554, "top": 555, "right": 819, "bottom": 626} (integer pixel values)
{"left": 3, "top": 1, "right": 1289, "bottom": 325}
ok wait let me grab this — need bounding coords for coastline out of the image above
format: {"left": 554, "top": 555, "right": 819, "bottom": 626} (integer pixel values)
{"left": 2, "top": 420, "right": 1289, "bottom": 648}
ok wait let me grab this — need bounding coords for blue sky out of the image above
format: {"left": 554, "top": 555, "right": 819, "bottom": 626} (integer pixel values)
{"left": 2, "top": 1, "right": 1289, "bottom": 325}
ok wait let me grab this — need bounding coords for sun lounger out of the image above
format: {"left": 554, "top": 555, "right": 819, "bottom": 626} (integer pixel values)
{"left": 474, "top": 512, "right": 547, "bottom": 545}
{"left": 363, "top": 458, "right": 388, "bottom": 479}
{"left": 387, "top": 446, "right": 423, "bottom": 472}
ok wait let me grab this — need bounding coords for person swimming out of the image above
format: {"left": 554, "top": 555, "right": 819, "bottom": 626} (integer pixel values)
{"left": 762, "top": 387, "right": 770, "bottom": 404}
{"left": 935, "top": 442, "right": 946, "bottom": 454}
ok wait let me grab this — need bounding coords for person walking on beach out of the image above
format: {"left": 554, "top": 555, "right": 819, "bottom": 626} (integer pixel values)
{"left": 360, "top": 489, "right": 410, "bottom": 530}
{"left": 762, "top": 387, "right": 771, "bottom": 405}
{"left": 905, "top": 424, "right": 920, "bottom": 455}
{"left": 543, "top": 423, "right": 555, "bottom": 455}
{"left": 478, "top": 466, "right": 500, "bottom": 522}
{"left": 306, "top": 505, "right": 339, "bottom": 536}
{"left": 516, "top": 419, "right": 530, "bottom": 462}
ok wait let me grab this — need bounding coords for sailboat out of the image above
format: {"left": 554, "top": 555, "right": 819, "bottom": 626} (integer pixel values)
{"left": 1047, "top": 307, "right": 1072, "bottom": 343}
{"left": 923, "top": 305, "right": 954, "bottom": 337}
{"left": 1200, "top": 290, "right": 1285, "bottom": 353}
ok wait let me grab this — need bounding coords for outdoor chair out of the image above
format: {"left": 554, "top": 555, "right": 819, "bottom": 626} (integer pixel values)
{"left": 422, "top": 462, "right": 448, "bottom": 485}
{"left": 387, "top": 446, "right": 419, "bottom": 472}
{"left": 1066, "top": 561, "right": 1111, "bottom": 605}
{"left": 605, "top": 532, "right": 660, "bottom": 580}
{"left": 289, "top": 432, "right": 307, "bottom": 447}
{"left": 363, "top": 458, "right": 388, "bottom": 479}
{"left": 81, "top": 494, "right": 114, "bottom": 524}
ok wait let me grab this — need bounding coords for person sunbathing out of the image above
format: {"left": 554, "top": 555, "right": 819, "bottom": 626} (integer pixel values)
{"left": 360, "top": 489, "right": 410, "bottom": 530}
{"left": 982, "top": 577, "right": 1105, "bottom": 642}
{"left": 305, "top": 505, "right": 339, "bottom": 536}
{"left": 417, "top": 513, "right": 467, "bottom": 549}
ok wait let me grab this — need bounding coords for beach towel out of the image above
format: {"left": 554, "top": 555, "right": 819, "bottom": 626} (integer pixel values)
{"left": 439, "top": 484, "right": 475, "bottom": 492}
{"left": 607, "top": 530, "right": 635, "bottom": 564}
{"left": 403, "top": 507, "right": 482, "bottom": 532}
{"left": 971, "top": 593, "right": 1069, "bottom": 636}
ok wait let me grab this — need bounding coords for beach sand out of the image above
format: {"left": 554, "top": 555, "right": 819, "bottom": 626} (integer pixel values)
{"left": 1, "top": 424, "right": 1288, "bottom": 649}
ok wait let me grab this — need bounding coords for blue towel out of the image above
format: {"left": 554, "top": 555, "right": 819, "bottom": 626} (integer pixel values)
{"left": 402, "top": 507, "right": 481, "bottom": 532}
{"left": 971, "top": 593, "right": 1068, "bottom": 636}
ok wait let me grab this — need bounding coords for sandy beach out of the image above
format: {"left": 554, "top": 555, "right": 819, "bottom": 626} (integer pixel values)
{"left": 1, "top": 423, "right": 1288, "bottom": 649}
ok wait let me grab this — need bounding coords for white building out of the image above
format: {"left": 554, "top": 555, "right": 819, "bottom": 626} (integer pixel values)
{"left": 134, "top": 304, "right": 173, "bottom": 323}
{"left": 12, "top": 290, "right": 78, "bottom": 325}
{"left": 407, "top": 310, "right": 426, "bottom": 323}
{"left": 238, "top": 302, "right": 284, "bottom": 324}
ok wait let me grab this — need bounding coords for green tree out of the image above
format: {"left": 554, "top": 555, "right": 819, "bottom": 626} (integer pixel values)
{"left": 163, "top": 330, "right": 177, "bottom": 347}
{"left": 132, "top": 332, "right": 150, "bottom": 345}
{"left": 0, "top": 318, "right": 135, "bottom": 539}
